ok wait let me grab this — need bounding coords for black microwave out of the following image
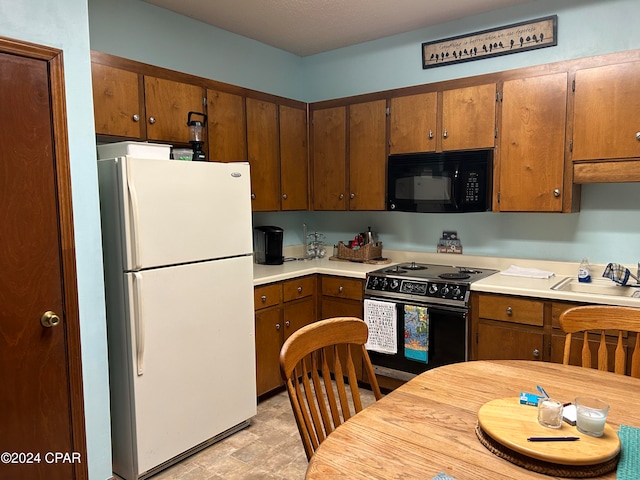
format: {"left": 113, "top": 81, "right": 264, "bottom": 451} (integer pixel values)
{"left": 387, "top": 150, "right": 493, "bottom": 213}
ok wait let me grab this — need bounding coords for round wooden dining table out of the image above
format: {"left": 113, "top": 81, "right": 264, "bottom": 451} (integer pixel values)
{"left": 306, "top": 360, "right": 640, "bottom": 479}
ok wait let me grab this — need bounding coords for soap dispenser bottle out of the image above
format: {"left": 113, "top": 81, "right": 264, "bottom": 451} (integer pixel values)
{"left": 578, "top": 258, "right": 591, "bottom": 283}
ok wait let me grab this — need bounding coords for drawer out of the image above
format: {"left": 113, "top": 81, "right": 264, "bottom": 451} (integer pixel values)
{"left": 321, "top": 276, "right": 363, "bottom": 301}
{"left": 283, "top": 275, "right": 316, "bottom": 302}
{"left": 551, "top": 301, "right": 579, "bottom": 328}
{"left": 254, "top": 283, "right": 282, "bottom": 310}
{"left": 478, "top": 294, "right": 544, "bottom": 326}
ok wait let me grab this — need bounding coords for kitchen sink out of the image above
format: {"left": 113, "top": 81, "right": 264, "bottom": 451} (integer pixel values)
{"left": 551, "top": 277, "right": 640, "bottom": 298}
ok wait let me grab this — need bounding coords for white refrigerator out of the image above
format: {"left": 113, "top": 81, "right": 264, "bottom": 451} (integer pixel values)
{"left": 97, "top": 157, "right": 257, "bottom": 480}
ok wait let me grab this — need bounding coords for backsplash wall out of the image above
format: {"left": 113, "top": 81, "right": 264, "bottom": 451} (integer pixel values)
{"left": 253, "top": 183, "right": 640, "bottom": 265}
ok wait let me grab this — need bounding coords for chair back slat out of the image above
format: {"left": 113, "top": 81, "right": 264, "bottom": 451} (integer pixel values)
{"left": 280, "top": 317, "right": 383, "bottom": 460}
{"left": 559, "top": 305, "right": 640, "bottom": 379}
{"left": 631, "top": 335, "right": 640, "bottom": 378}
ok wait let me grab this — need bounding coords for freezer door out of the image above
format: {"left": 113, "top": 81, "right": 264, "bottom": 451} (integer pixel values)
{"left": 116, "top": 256, "right": 256, "bottom": 477}
{"left": 104, "top": 157, "right": 253, "bottom": 270}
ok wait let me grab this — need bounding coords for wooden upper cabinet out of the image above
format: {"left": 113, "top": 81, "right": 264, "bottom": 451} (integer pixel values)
{"left": 498, "top": 73, "right": 568, "bottom": 212}
{"left": 92, "top": 63, "right": 143, "bottom": 138}
{"left": 247, "top": 98, "right": 280, "bottom": 211}
{"left": 441, "top": 83, "right": 496, "bottom": 151}
{"left": 572, "top": 61, "right": 640, "bottom": 161}
{"left": 389, "top": 92, "right": 437, "bottom": 154}
{"left": 279, "top": 105, "right": 308, "bottom": 211}
{"left": 312, "top": 106, "right": 347, "bottom": 210}
{"left": 143, "top": 76, "right": 204, "bottom": 144}
{"left": 349, "top": 100, "right": 387, "bottom": 210}
{"left": 207, "top": 89, "right": 247, "bottom": 162}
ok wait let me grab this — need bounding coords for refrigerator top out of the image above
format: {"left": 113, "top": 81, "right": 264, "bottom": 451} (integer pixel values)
{"left": 98, "top": 158, "right": 253, "bottom": 271}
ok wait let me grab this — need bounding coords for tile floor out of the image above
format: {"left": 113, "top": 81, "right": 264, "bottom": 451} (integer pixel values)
{"left": 151, "top": 387, "right": 377, "bottom": 480}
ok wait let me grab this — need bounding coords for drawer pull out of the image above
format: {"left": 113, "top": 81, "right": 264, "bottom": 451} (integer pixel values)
{"left": 261, "top": 295, "right": 267, "bottom": 303}
{"left": 276, "top": 323, "right": 281, "bottom": 330}
{"left": 338, "top": 286, "right": 344, "bottom": 293}
{"left": 297, "top": 286, "right": 303, "bottom": 293}
{"left": 285, "top": 320, "right": 290, "bottom": 328}
{"left": 506, "top": 306, "right": 513, "bottom": 316}
{"left": 533, "top": 348, "right": 540, "bottom": 358}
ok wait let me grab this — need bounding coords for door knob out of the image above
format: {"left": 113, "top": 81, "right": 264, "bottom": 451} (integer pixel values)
{"left": 41, "top": 311, "right": 61, "bottom": 328}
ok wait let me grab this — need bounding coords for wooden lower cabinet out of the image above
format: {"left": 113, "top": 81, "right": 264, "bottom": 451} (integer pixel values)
{"left": 254, "top": 275, "right": 317, "bottom": 396}
{"left": 474, "top": 293, "right": 546, "bottom": 361}
{"left": 469, "top": 292, "right": 636, "bottom": 371}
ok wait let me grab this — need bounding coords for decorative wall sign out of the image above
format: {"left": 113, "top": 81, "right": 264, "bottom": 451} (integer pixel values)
{"left": 422, "top": 15, "right": 557, "bottom": 69}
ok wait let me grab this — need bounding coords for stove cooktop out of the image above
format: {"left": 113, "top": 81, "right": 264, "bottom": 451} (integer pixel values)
{"left": 365, "top": 262, "right": 498, "bottom": 306}
{"left": 371, "top": 262, "right": 497, "bottom": 282}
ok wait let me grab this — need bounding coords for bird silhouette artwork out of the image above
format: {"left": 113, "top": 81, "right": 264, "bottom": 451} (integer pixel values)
{"left": 423, "top": 16, "right": 556, "bottom": 69}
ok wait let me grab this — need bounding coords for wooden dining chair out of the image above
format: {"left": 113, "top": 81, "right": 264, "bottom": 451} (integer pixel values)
{"left": 279, "top": 317, "right": 383, "bottom": 460}
{"left": 559, "top": 305, "right": 640, "bottom": 378}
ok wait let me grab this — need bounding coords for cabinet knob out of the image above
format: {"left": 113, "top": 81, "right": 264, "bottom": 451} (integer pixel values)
{"left": 282, "top": 193, "right": 288, "bottom": 199}
{"left": 553, "top": 189, "right": 561, "bottom": 197}
{"left": 261, "top": 295, "right": 267, "bottom": 303}
{"left": 443, "top": 128, "right": 448, "bottom": 138}
{"left": 506, "top": 306, "right": 513, "bottom": 316}
{"left": 636, "top": 132, "right": 640, "bottom": 141}
{"left": 251, "top": 193, "right": 256, "bottom": 199}
{"left": 428, "top": 129, "right": 433, "bottom": 139}
{"left": 148, "top": 116, "right": 156, "bottom": 124}
{"left": 338, "top": 286, "right": 344, "bottom": 293}
{"left": 276, "top": 323, "right": 281, "bottom": 330}
{"left": 350, "top": 193, "right": 355, "bottom": 199}
{"left": 297, "top": 286, "right": 303, "bottom": 293}
{"left": 338, "top": 193, "right": 344, "bottom": 200}
{"left": 533, "top": 348, "right": 540, "bottom": 358}
{"left": 285, "top": 320, "right": 290, "bottom": 328}
{"left": 132, "top": 114, "right": 140, "bottom": 122}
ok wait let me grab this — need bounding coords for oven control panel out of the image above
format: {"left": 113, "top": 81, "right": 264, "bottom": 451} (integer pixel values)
{"left": 365, "top": 276, "right": 469, "bottom": 302}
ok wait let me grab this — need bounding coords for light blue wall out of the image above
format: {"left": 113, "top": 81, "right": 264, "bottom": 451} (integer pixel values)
{"left": 0, "top": 0, "right": 112, "bottom": 479}
{"left": 88, "top": 0, "right": 306, "bottom": 100}
{"left": 301, "top": 0, "right": 640, "bottom": 101}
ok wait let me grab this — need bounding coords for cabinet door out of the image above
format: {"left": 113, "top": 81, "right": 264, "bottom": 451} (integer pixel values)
{"left": 389, "top": 92, "right": 437, "bottom": 154}
{"left": 312, "top": 107, "right": 347, "bottom": 210}
{"left": 255, "top": 308, "right": 283, "bottom": 396}
{"left": 280, "top": 105, "right": 308, "bottom": 211}
{"left": 92, "top": 63, "right": 143, "bottom": 138}
{"left": 349, "top": 100, "right": 387, "bottom": 211}
{"left": 573, "top": 61, "right": 640, "bottom": 161}
{"left": 144, "top": 76, "right": 204, "bottom": 144}
{"left": 247, "top": 98, "right": 280, "bottom": 211}
{"left": 477, "top": 323, "right": 544, "bottom": 361}
{"left": 207, "top": 89, "right": 247, "bottom": 162}
{"left": 441, "top": 84, "right": 496, "bottom": 151}
{"left": 498, "top": 73, "right": 567, "bottom": 212}
{"left": 283, "top": 297, "right": 316, "bottom": 341}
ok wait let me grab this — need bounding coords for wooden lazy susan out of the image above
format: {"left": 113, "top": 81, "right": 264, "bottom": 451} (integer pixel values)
{"left": 476, "top": 397, "right": 620, "bottom": 477}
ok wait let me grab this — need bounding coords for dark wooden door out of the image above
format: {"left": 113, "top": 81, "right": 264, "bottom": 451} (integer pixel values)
{"left": 0, "top": 40, "right": 87, "bottom": 480}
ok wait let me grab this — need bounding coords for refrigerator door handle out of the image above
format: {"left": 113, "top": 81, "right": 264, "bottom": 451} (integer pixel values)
{"left": 133, "top": 272, "right": 145, "bottom": 375}
{"left": 126, "top": 159, "right": 142, "bottom": 270}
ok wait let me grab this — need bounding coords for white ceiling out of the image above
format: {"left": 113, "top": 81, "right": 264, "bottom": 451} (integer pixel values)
{"left": 144, "top": 0, "right": 535, "bottom": 57}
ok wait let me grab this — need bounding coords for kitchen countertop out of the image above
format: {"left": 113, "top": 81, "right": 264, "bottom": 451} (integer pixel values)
{"left": 253, "top": 248, "right": 640, "bottom": 307}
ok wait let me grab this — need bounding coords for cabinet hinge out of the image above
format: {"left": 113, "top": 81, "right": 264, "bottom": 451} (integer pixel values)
{"left": 496, "top": 91, "right": 502, "bottom": 102}
{"left": 386, "top": 106, "right": 390, "bottom": 116}
{"left": 202, "top": 97, "right": 207, "bottom": 107}
{"left": 497, "top": 191, "right": 501, "bottom": 204}
{"left": 547, "top": 341, "right": 552, "bottom": 357}
{"left": 494, "top": 127, "right": 498, "bottom": 139}
{"left": 572, "top": 79, "right": 576, "bottom": 93}
{"left": 569, "top": 139, "right": 573, "bottom": 152}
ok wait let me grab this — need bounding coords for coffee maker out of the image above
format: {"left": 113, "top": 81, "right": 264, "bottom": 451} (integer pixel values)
{"left": 254, "top": 226, "right": 284, "bottom": 265}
